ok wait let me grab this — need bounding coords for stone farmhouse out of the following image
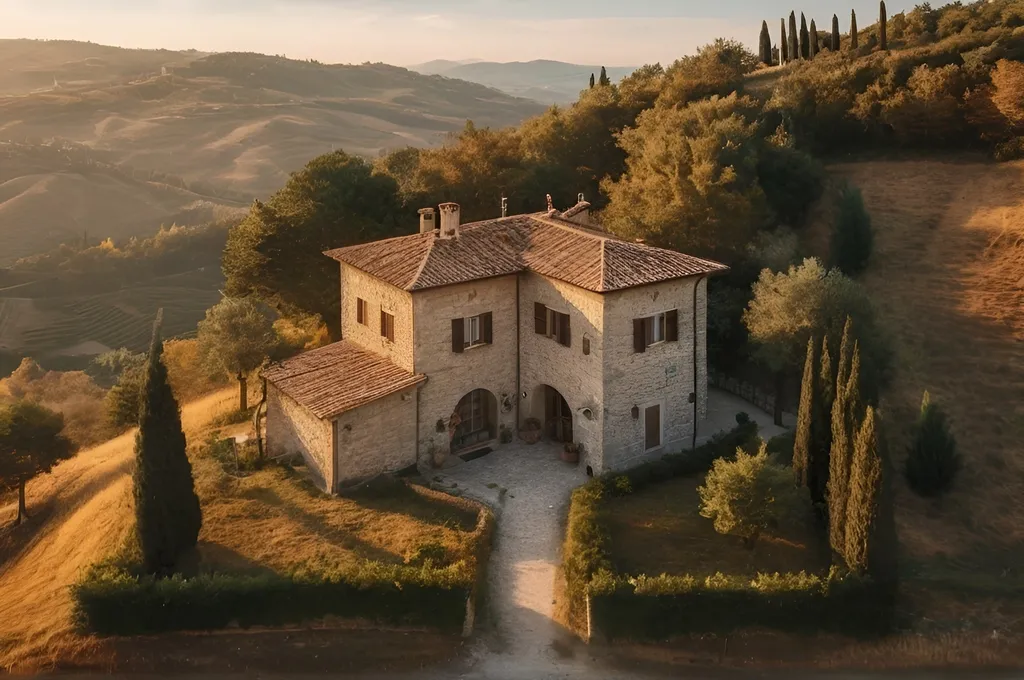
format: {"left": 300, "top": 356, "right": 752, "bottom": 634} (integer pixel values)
{"left": 263, "top": 200, "right": 727, "bottom": 492}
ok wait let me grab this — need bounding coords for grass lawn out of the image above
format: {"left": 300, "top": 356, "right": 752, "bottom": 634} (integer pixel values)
{"left": 603, "top": 474, "right": 829, "bottom": 578}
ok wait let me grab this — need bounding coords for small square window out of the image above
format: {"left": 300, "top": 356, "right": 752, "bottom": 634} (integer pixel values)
{"left": 583, "top": 337, "right": 590, "bottom": 355}
{"left": 380, "top": 311, "right": 395, "bottom": 342}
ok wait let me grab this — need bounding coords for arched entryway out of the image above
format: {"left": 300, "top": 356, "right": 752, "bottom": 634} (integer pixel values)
{"left": 531, "top": 385, "right": 573, "bottom": 443}
{"left": 450, "top": 389, "right": 498, "bottom": 453}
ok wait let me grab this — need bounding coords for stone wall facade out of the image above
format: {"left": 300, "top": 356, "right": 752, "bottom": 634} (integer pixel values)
{"left": 333, "top": 387, "right": 419, "bottom": 486}
{"left": 517, "top": 272, "right": 605, "bottom": 472}
{"left": 266, "top": 384, "right": 335, "bottom": 491}
{"left": 413, "top": 275, "right": 519, "bottom": 464}
{"left": 340, "top": 263, "right": 415, "bottom": 372}
{"left": 601, "top": 276, "right": 709, "bottom": 471}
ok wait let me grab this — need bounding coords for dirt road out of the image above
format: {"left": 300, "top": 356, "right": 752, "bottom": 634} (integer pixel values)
{"left": 0, "top": 390, "right": 236, "bottom": 670}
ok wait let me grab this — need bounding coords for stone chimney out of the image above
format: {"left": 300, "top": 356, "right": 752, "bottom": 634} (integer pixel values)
{"left": 418, "top": 207, "right": 436, "bottom": 234}
{"left": 438, "top": 202, "right": 460, "bottom": 239}
{"left": 562, "top": 193, "right": 593, "bottom": 227}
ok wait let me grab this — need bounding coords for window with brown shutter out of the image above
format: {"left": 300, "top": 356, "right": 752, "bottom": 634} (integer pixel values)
{"left": 633, "top": 318, "right": 646, "bottom": 353}
{"left": 482, "top": 312, "right": 493, "bottom": 344}
{"left": 557, "top": 312, "right": 571, "bottom": 347}
{"left": 357, "top": 298, "right": 368, "bottom": 325}
{"left": 451, "top": 318, "right": 464, "bottom": 353}
{"left": 381, "top": 311, "right": 395, "bottom": 342}
{"left": 666, "top": 309, "right": 679, "bottom": 342}
{"left": 534, "top": 302, "right": 547, "bottom": 335}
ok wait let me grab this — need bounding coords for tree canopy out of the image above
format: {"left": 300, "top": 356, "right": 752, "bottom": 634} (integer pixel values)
{"left": 0, "top": 400, "right": 75, "bottom": 525}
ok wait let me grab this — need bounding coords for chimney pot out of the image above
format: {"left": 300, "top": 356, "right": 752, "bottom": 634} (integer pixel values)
{"left": 418, "top": 207, "right": 436, "bottom": 234}
{"left": 438, "top": 202, "right": 460, "bottom": 239}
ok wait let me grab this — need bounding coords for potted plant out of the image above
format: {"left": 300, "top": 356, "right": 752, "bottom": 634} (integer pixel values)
{"left": 562, "top": 441, "right": 580, "bottom": 464}
{"left": 520, "top": 417, "right": 542, "bottom": 444}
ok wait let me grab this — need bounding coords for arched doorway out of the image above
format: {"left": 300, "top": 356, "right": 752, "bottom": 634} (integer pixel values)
{"left": 450, "top": 389, "right": 498, "bottom": 453}
{"left": 532, "top": 385, "right": 573, "bottom": 443}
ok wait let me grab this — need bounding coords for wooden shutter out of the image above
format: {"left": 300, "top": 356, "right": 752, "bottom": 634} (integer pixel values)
{"left": 558, "top": 312, "right": 571, "bottom": 347}
{"left": 633, "top": 318, "right": 646, "bottom": 353}
{"left": 666, "top": 309, "right": 679, "bottom": 342}
{"left": 380, "top": 309, "right": 387, "bottom": 338}
{"left": 645, "top": 405, "right": 661, "bottom": 450}
{"left": 534, "top": 302, "right": 547, "bottom": 335}
{"left": 451, "top": 318, "right": 464, "bottom": 353}
{"left": 388, "top": 315, "right": 395, "bottom": 342}
{"left": 356, "top": 298, "right": 364, "bottom": 324}
{"left": 482, "top": 312, "right": 493, "bottom": 344}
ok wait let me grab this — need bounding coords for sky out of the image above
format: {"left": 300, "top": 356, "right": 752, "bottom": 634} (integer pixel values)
{"left": 4, "top": 0, "right": 918, "bottom": 66}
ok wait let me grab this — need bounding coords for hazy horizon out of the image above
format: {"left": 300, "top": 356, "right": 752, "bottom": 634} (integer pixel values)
{"left": 5, "top": 0, "right": 917, "bottom": 67}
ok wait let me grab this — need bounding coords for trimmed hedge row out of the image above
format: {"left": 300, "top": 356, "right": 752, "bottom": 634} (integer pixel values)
{"left": 562, "top": 420, "right": 895, "bottom": 640}
{"left": 589, "top": 569, "right": 894, "bottom": 640}
{"left": 73, "top": 562, "right": 471, "bottom": 635}
{"left": 561, "top": 421, "right": 760, "bottom": 635}
{"left": 73, "top": 484, "right": 495, "bottom": 636}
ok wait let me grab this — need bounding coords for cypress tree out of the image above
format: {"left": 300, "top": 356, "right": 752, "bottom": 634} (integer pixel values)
{"left": 851, "top": 9, "right": 859, "bottom": 50}
{"left": 781, "top": 19, "right": 790, "bottom": 64}
{"left": 788, "top": 12, "right": 799, "bottom": 65}
{"left": 844, "top": 407, "right": 882, "bottom": 574}
{"left": 810, "top": 19, "right": 820, "bottom": 57}
{"left": 832, "top": 14, "right": 841, "bottom": 51}
{"left": 879, "top": 1, "right": 888, "bottom": 50}
{"left": 759, "top": 20, "right": 773, "bottom": 65}
{"left": 598, "top": 66, "right": 610, "bottom": 86}
{"left": 799, "top": 13, "right": 810, "bottom": 59}
{"left": 793, "top": 337, "right": 816, "bottom": 487}
{"left": 589, "top": 73, "right": 595, "bottom": 89}
{"left": 831, "top": 184, "right": 874, "bottom": 277}
{"left": 905, "top": 391, "right": 960, "bottom": 496}
{"left": 133, "top": 310, "right": 202, "bottom": 576}
{"left": 827, "top": 319, "right": 855, "bottom": 558}
{"left": 810, "top": 335, "right": 835, "bottom": 504}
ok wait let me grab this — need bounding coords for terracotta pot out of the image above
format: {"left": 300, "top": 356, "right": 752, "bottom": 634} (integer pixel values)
{"left": 561, "top": 449, "right": 579, "bottom": 464}
{"left": 520, "top": 429, "right": 541, "bottom": 445}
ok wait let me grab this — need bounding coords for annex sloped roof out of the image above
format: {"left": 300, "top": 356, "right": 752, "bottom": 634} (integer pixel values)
{"left": 263, "top": 341, "right": 425, "bottom": 420}
{"left": 324, "top": 213, "right": 727, "bottom": 293}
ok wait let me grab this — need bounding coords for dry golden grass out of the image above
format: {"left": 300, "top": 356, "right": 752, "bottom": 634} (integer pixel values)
{"left": 821, "top": 158, "right": 1024, "bottom": 626}
{"left": 603, "top": 476, "right": 828, "bottom": 578}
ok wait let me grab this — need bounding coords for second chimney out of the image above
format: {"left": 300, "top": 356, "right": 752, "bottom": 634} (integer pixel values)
{"left": 418, "top": 207, "right": 436, "bottom": 234}
{"left": 438, "top": 202, "right": 460, "bottom": 239}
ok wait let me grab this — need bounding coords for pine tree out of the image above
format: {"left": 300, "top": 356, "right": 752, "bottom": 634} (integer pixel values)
{"left": 133, "top": 310, "right": 202, "bottom": 575}
{"left": 793, "top": 337, "right": 816, "bottom": 487}
{"left": 778, "top": 19, "right": 786, "bottom": 63}
{"left": 905, "top": 391, "right": 960, "bottom": 496}
{"left": 832, "top": 14, "right": 841, "bottom": 51}
{"left": 799, "top": 13, "right": 810, "bottom": 59}
{"left": 589, "top": 73, "right": 595, "bottom": 89}
{"left": 879, "top": 1, "right": 888, "bottom": 50}
{"left": 844, "top": 407, "right": 882, "bottom": 574}
{"left": 851, "top": 9, "right": 859, "bottom": 50}
{"left": 810, "top": 19, "right": 820, "bottom": 57}
{"left": 598, "top": 66, "right": 610, "bottom": 86}
{"left": 759, "top": 20, "right": 773, "bottom": 65}
{"left": 788, "top": 12, "right": 799, "bottom": 65}
{"left": 827, "top": 318, "right": 855, "bottom": 558}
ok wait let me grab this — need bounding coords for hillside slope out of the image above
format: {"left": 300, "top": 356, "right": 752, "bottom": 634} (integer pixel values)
{"left": 829, "top": 159, "right": 1024, "bottom": 623}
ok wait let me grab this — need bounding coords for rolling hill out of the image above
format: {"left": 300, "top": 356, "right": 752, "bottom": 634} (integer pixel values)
{"left": 408, "top": 59, "right": 636, "bottom": 104}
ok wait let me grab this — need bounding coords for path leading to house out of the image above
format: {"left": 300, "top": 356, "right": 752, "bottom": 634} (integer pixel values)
{"left": 0, "top": 390, "right": 237, "bottom": 671}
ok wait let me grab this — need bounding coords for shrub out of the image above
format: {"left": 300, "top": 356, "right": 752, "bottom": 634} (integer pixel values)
{"left": 735, "top": 411, "right": 751, "bottom": 425}
{"left": 831, "top": 185, "right": 874, "bottom": 276}
{"left": 756, "top": 144, "right": 826, "bottom": 227}
{"left": 698, "top": 444, "right": 804, "bottom": 548}
{"left": 905, "top": 391, "right": 960, "bottom": 496}
{"left": 766, "top": 430, "right": 796, "bottom": 464}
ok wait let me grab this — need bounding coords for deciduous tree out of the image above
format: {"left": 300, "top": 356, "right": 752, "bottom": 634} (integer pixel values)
{"left": 0, "top": 401, "right": 75, "bottom": 525}
{"left": 133, "top": 312, "right": 202, "bottom": 575}
{"left": 197, "top": 297, "right": 280, "bottom": 411}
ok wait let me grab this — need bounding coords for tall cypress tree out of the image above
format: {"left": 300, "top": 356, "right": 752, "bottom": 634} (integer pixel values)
{"left": 844, "top": 407, "right": 882, "bottom": 574}
{"left": 850, "top": 9, "right": 859, "bottom": 50}
{"left": 133, "top": 310, "right": 202, "bottom": 575}
{"left": 832, "top": 14, "right": 841, "bottom": 51}
{"left": 810, "top": 19, "right": 820, "bottom": 57}
{"left": 793, "top": 337, "right": 816, "bottom": 487}
{"left": 799, "top": 13, "right": 810, "bottom": 59}
{"left": 788, "top": 12, "right": 799, "bottom": 65}
{"left": 879, "top": 1, "right": 888, "bottom": 50}
{"left": 598, "top": 66, "right": 610, "bottom": 86}
{"left": 810, "top": 335, "right": 835, "bottom": 504}
{"left": 589, "top": 73, "right": 595, "bottom": 89}
{"left": 827, "top": 318, "right": 855, "bottom": 558}
{"left": 781, "top": 19, "right": 790, "bottom": 64}
{"left": 759, "top": 20, "right": 773, "bottom": 65}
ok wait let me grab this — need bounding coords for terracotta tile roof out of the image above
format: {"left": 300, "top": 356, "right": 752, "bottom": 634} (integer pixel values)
{"left": 263, "top": 341, "right": 425, "bottom": 419}
{"left": 325, "top": 213, "right": 727, "bottom": 293}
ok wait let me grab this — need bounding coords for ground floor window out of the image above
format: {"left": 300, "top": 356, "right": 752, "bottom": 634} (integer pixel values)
{"left": 644, "top": 404, "right": 662, "bottom": 451}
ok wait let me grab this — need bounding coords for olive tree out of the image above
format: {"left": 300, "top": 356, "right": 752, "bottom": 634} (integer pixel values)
{"left": 197, "top": 297, "right": 279, "bottom": 411}
{"left": 0, "top": 401, "right": 75, "bottom": 525}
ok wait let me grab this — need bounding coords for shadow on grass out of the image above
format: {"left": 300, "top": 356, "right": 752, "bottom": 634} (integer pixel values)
{"left": 341, "top": 478, "right": 478, "bottom": 532}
